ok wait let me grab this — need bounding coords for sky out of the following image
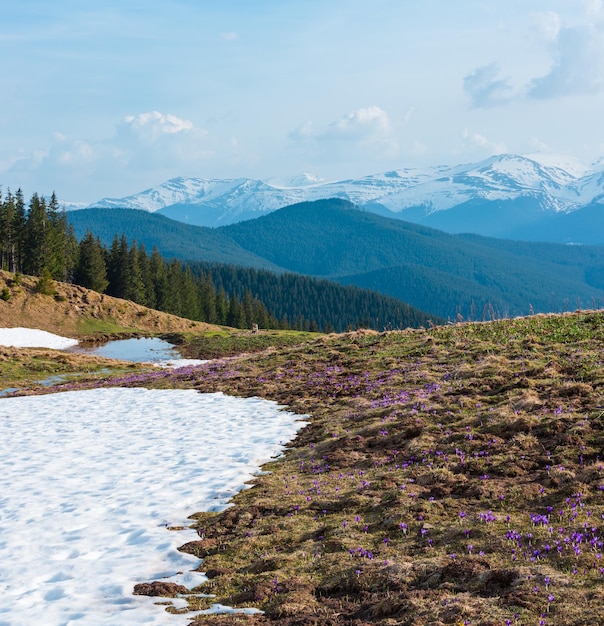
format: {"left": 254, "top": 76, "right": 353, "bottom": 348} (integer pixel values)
{"left": 0, "top": 328, "right": 306, "bottom": 624}
{"left": 2, "top": 1, "right": 604, "bottom": 203}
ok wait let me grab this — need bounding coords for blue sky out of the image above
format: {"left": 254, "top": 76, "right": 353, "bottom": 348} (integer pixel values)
{"left": 2, "top": 1, "right": 604, "bottom": 202}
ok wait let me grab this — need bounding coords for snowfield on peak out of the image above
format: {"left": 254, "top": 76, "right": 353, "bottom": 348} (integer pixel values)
{"left": 82, "top": 153, "right": 604, "bottom": 227}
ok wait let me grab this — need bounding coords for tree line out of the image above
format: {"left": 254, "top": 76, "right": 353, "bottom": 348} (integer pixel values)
{"left": 189, "top": 262, "right": 437, "bottom": 332}
{"left": 80, "top": 232, "right": 306, "bottom": 329}
{"left": 0, "top": 189, "right": 438, "bottom": 331}
{"left": 0, "top": 189, "right": 78, "bottom": 280}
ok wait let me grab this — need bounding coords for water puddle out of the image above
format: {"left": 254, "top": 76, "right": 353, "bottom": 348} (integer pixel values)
{"left": 2, "top": 337, "right": 205, "bottom": 397}
{"left": 68, "top": 337, "right": 181, "bottom": 363}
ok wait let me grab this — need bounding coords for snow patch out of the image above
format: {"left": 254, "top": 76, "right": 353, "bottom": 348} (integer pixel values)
{"left": 0, "top": 386, "right": 307, "bottom": 625}
{"left": 0, "top": 327, "right": 79, "bottom": 349}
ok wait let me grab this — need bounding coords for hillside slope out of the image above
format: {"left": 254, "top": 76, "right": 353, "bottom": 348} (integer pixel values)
{"left": 0, "top": 271, "right": 219, "bottom": 338}
{"left": 223, "top": 199, "right": 604, "bottom": 318}
{"left": 67, "top": 208, "right": 287, "bottom": 271}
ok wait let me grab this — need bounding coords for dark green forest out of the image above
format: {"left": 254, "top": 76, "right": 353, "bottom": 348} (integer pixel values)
{"left": 188, "top": 262, "right": 438, "bottom": 332}
{"left": 68, "top": 200, "right": 604, "bottom": 320}
{"left": 0, "top": 190, "right": 437, "bottom": 332}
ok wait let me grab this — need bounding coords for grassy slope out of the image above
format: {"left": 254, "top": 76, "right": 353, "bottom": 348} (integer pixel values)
{"left": 0, "top": 269, "right": 217, "bottom": 391}
{"left": 0, "top": 269, "right": 221, "bottom": 338}
{"left": 0, "top": 270, "right": 319, "bottom": 390}
{"left": 73, "top": 311, "right": 604, "bottom": 626}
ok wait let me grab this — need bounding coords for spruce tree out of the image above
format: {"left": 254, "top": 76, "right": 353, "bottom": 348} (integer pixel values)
{"left": 198, "top": 271, "right": 217, "bottom": 323}
{"left": 149, "top": 246, "right": 170, "bottom": 311}
{"left": 23, "top": 193, "right": 48, "bottom": 277}
{"left": 124, "top": 240, "right": 145, "bottom": 304}
{"left": 226, "top": 293, "right": 244, "bottom": 328}
{"left": 0, "top": 190, "right": 16, "bottom": 272}
{"left": 106, "top": 234, "right": 129, "bottom": 299}
{"left": 137, "top": 243, "right": 156, "bottom": 308}
{"left": 74, "top": 231, "right": 109, "bottom": 293}
{"left": 13, "top": 189, "right": 26, "bottom": 273}
{"left": 215, "top": 287, "right": 228, "bottom": 325}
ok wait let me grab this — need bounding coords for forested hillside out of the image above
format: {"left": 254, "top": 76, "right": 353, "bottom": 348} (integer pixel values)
{"left": 68, "top": 200, "right": 604, "bottom": 320}
{"left": 223, "top": 199, "right": 604, "bottom": 318}
{"left": 0, "top": 190, "right": 437, "bottom": 332}
{"left": 68, "top": 207, "right": 285, "bottom": 270}
{"left": 188, "top": 263, "right": 438, "bottom": 332}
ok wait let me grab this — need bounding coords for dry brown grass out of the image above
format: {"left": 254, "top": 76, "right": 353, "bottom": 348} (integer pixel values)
{"left": 14, "top": 308, "right": 604, "bottom": 624}
{"left": 140, "top": 313, "right": 604, "bottom": 625}
{"left": 0, "top": 269, "right": 219, "bottom": 338}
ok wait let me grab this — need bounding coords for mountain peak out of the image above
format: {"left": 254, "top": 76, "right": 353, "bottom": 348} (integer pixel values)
{"left": 81, "top": 153, "right": 604, "bottom": 231}
{"left": 266, "top": 173, "right": 326, "bottom": 188}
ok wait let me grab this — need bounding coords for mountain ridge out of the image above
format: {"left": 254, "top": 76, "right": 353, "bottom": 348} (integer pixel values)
{"left": 77, "top": 153, "right": 604, "bottom": 243}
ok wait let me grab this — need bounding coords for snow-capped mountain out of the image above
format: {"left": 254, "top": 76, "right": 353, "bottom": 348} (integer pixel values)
{"left": 84, "top": 154, "right": 604, "bottom": 242}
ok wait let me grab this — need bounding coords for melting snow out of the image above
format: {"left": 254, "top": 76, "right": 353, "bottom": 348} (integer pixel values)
{"left": 0, "top": 327, "right": 79, "bottom": 349}
{"left": 0, "top": 328, "right": 307, "bottom": 625}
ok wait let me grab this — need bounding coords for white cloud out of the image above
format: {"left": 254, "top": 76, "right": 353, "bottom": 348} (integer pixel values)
{"left": 462, "top": 63, "right": 515, "bottom": 108}
{"left": 463, "top": 7, "right": 604, "bottom": 106}
{"left": 407, "top": 140, "right": 428, "bottom": 157}
{"left": 56, "top": 140, "right": 95, "bottom": 165}
{"left": 401, "top": 107, "right": 415, "bottom": 126}
{"left": 584, "top": 0, "right": 604, "bottom": 22}
{"left": 462, "top": 128, "right": 506, "bottom": 155}
{"left": 7, "top": 133, "right": 98, "bottom": 172}
{"left": 121, "top": 111, "right": 196, "bottom": 144}
{"left": 528, "top": 136, "right": 553, "bottom": 152}
{"left": 287, "top": 106, "right": 400, "bottom": 174}
{"left": 288, "top": 120, "right": 315, "bottom": 141}
{"left": 528, "top": 24, "right": 604, "bottom": 98}
{"left": 1, "top": 112, "right": 217, "bottom": 199}
{"left": 324, "top": 105, "right": 392, "bottom": 140}
{"left": 290, "top": 106, "right": 398, "bottom": 153}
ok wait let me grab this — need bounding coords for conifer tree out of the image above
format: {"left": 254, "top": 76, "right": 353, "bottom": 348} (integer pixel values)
{"left": 149, "top": 246, "right": 170, "bottom": 311}
{"left": 13, "top": 189, "right": 26, "bottom": 272}
{"left": 23, "top": 193, "right": 48, "bottom": 277}
{"left": 198, "top": 271, "right": 217, "bottom": 323}
{"left": 0, "top": 190, "right": 16, "bottom": 272}
{"left": 74, "top": 231, "right": 109, "bottom": 293}
{"left": 215, "top": 287, "right": 228, "bottom": 325}
{"left": 241, "top": 289, "right": 254, "bottom": 328}
{"left": 226, "top": 293, "right": 244, "bottom": 327}
{"left": 252, "top": 298, "right": 270, "bottom": 329}
{"left": 166, "top": 259, "right": 184, "bottom": 316}
{"left": 179, "top": 267, "right": 201, "bottom": 320}
{"left": 137, "top": 243, "right": 156, "bottom": 308}
{"left": 124, "top": 240, "right": 146, "bottom": 304}
{"left": 46, "top": 193, "right": 75, "bottom": 281}
{"left": 106, "top": 234, "right": 129, "bottom": 299}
